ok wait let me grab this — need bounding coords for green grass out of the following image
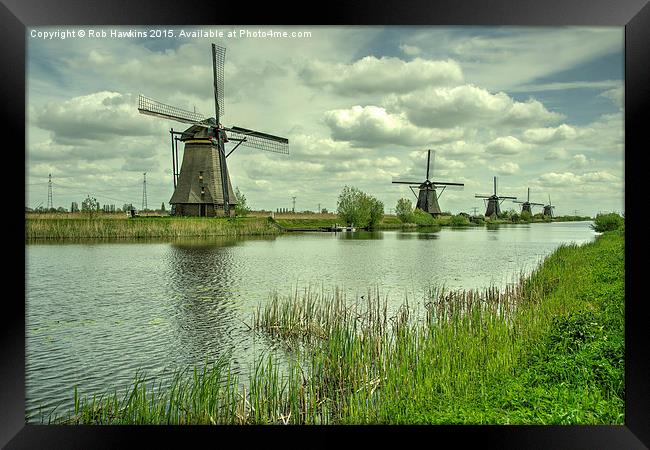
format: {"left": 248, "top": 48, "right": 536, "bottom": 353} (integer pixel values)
{"left": 25, "top": 216, "right": 281, "bottom": 239}
{"left": 48, "top": 230, "right": 624, "bottom": 424}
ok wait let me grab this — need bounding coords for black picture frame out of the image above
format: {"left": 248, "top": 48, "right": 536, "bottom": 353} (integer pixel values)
{"left": 4, "top": 0, "right": 648, "bottom": 447}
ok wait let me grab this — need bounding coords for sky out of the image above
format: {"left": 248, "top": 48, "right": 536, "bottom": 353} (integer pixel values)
{"left": 26, "top": 26, "right": 625, "bottom": 217}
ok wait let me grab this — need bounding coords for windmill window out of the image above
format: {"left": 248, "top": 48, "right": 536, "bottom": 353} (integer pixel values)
{"left": 198, "top": 172, "right": 204, "bottom": 183}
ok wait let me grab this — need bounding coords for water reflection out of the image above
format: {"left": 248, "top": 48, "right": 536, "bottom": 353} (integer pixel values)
{"left": 336, "top": 230, "right": 384, "bottom": 240}
{"left": 166, "top": 241, "right": 250, "bottom": 370}
{"left": 396, "top": 229, "right": 441, "bottom": 239}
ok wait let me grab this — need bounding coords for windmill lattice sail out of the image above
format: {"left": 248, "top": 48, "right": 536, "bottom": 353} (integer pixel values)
{"left": 138, "top": 95, "right": 207, "bottom": 125}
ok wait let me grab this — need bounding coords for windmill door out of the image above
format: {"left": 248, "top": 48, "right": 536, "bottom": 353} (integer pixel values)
{"left": 200, "top": 204, "right": 207, "bottom": 217}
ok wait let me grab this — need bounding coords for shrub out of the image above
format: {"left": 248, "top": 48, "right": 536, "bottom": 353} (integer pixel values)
{"left": 591, "top": 213, "right": 623, "bottom": 232}
{"left": 449, "top": 214, "right": 470, "bottom": 226}
{"left": 409, "top": 208, "right": 436, "bottom": 226}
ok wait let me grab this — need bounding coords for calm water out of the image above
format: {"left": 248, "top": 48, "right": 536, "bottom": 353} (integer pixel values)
{"left": 25, "top": 221, "right": 596, "bottom": 420}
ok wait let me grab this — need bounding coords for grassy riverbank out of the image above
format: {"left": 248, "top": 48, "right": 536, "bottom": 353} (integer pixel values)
{"left": 26, "top": 215, "right": 281, "bottom": 239}
{"left": 51, "top": 228, "right": 624, "bottom": 425}
{"left": 26, "top": 211, "right": 593, "bottom": 239}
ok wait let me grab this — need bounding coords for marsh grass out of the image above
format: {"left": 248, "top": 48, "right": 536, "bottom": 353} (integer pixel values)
{"left": 52, "top": 231, "right": 624, "bottom": 424}
{"left": 25, "top": 216, "right": 280, "bottom": 239}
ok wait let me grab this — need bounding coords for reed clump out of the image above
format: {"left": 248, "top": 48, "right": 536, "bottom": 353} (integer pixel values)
{"left": 25, "top": 216, "right": 281, "bottom": 240}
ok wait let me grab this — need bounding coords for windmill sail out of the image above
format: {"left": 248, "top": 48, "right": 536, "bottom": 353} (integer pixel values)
{"left": 212, "top": 44, "right": 226, "bottom": 120}
{"left": 138, "top": 95, "right": 208, "bottom": 125}
{"left": 226, "top": 126, "right": 289, "bottom": 154}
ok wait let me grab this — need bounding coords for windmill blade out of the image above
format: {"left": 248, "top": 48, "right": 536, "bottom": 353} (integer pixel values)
{"left": 426, "top": 150, "right": 433, "bottom": 180}
{"left": 431, "top": 181, "right": 464, "bottom": 187}
{"left": 393, "top": 180, "right": 423, "bottom": 185}
{"left": 138, "top": 94, "right": 209, "bottom": 126}
{"left": 475, "top": 194, "right": 492, "bottom": 198}
{"left": 225, "top": 126, "right": 289, "bottom": 154}
{"left": 531, "top": 202, "right": 545, "bottom": 206}
{"left": 212, "top": 43, "right": 226, "bottom": 120}
{"left": 513, "top": 200, "right": 524, "bottom": 204}
{"left": 500, "top": 196, "right": 518, "bottom": 200}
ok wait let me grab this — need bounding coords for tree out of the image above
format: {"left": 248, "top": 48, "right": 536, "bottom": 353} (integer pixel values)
{"left": 82, "top": 195, "right": 99, "bottom": 218}
{"left": 520, "top": 210, "right": 532, "bottom": 222}
{"left": 336, "top": 186, "right": 384, "bottom": 228}
{"left": 161, "top": 202, "right": 166, "bottom": 212}
{"left": 367, "top": 196, "right": 384, "bottom": 228}
{"left": 234, "top": 187, "right": 251, "bottom": 216}
{"left": 337, "top": 186, "right": 371, "bottom": 227}
{"left": 395, "top": 198, "right": 413, "bottom": 223}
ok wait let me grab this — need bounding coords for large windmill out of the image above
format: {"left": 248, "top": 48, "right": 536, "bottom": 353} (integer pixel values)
{"left": 513, "top": 188, "right": 545, "bottom": 215}
{"left": 392, "top": 150, "right": 464, "bottom": 216}
{"left": 138, "top": 43, "right": 289, "bottom": 217}
{"left": 475, "top": 176, "right": 517, "bottom": 218}
{"left": 543, "top": 195, "right": 555, "bottom": 218}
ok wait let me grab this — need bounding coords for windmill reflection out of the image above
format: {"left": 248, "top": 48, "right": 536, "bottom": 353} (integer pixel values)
{"left": 164, "top": 236, "right": 274, "bottom": 370}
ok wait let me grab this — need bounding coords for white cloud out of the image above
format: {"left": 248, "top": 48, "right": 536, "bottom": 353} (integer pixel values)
{"left": 599, "top": 86, "right": 624, "bottom": 109}
{"left": 399, "top": 44, "right": 422, "bottom": 56}
{"left": 323, "top": 105, "right": 465, "bottom": 146}
{"left": 493, "top": 162, "right": 520, "bottom": 175}
{"left": 539, "top": 170, "right": 620, "bottom": 187}
{"left": 485, "top": 136, "right": 531, "bottom": 155}
{"left": 35, "top": 91, "right": 161, "bottom": 145}
{"left": 449, "top": 28, "right": 623, "bottom": 91}
{"left": 300, "top": 56, "right": 463, "bottom": 95}
{"left": 522, "top": 124, "right": 582, "bottom": 144}
{"left": 544, "top": 148, "right": 569, "bottom": 160}
{"left": 388, "top": 85, "right": 563, "bottom": 129}
{"left": 570, "top": 154, "right": 590, "bottom": 168}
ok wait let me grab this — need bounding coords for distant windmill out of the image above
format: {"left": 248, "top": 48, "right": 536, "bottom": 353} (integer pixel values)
{"left": 138, "top": 43, "right": 289, "bottom": 217}
{"left": 392, "top": 150, "right": 464, "bottom": 216}
{"left": 543, "top": 195, "right": 555, "bottom": 218}
{"left": 475, "top": 176, "right": 517, "bottom": 218}
{"left": 513, "top": 187, "right": 544, "bottom": 214}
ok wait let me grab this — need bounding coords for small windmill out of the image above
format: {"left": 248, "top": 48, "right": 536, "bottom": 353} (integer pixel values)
{"left": 475, "top": 176, "right": 517, "bottom": 218}
{"left": 513, "top": 188, "right": 544, "bottom": 215}
{"left": 543, "top": 195, "right": 555, "bottom": 218}
{"left": 138, "top": 43, "right": 289, "bottom": 217}
{"left": 392, "top": 150, "right": 464, "bottom": 216}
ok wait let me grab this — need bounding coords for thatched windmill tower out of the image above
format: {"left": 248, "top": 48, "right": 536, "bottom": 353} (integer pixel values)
{"left": 138, "top": 44, "right": 289, "bottom": 217}
{"left": 392, "top": 150, "right": 464, "bottom": 216}
{"left": 513, "top": 187, "right": 545, "bottom": 215}
{"left": 475, "top": 176, "right": 517, "bottom": 218}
